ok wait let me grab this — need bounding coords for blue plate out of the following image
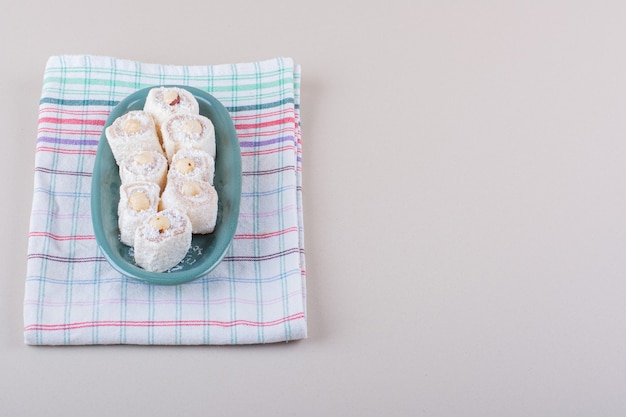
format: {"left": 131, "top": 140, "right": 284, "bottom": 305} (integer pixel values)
{"left": 91, "top": 86, "right": 241, "bottom": 285}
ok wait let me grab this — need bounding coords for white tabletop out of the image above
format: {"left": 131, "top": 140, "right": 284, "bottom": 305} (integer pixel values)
{"left": 2, "top": 1, "right": 626, "bottom": 416}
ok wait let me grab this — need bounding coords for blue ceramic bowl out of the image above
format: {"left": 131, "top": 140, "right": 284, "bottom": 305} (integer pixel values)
{"left": 91, "top": 86, "right": 241, "bottom": 285}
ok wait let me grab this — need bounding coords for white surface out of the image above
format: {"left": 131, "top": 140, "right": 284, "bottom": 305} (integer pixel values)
{"left": 2, "top": 1, "right": 626, "bottom": 415}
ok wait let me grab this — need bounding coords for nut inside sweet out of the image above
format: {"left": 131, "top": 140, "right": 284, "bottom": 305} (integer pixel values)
{"left": 163, "top": 90, "right": 180, "bottom": 106}
{"left": 182, "top": 181, "right": 201, "bottom": 197}
{"left": 149, "top": 215, "right": 171, "bottom": 233}
{"left": 123, "top": 119, "right": 142, "bottom": 134}
{"left": 182, "top": 119, "right": 203, "bottom": 135}
{"left": 175, "top": 158, "right": 195, "bottom": 174}
{"left": 129, "top": 192, "right": 150, "bottom": 211}
{"left": 133, "top": 151, "right": 155, "bottom": 165}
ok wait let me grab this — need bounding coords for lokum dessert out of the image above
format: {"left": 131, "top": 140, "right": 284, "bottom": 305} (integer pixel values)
{"left": 104, "top": 110, "right": 162, "bottom": 164}
{"left": 161, "top": 178, "right": 218, "bottom": 234}
{"left": 133, "top": 209, "right": 193, "bottom": 272}
{"left": 117, "top": 181, "right": 160, "bottom": 246}
{"left": 167, "top": 148, "right": 215, "bottom": 185}
{"left": 160, "top": 113, "right": 215, "bottom": 162}
{"left": 119, "top": 150, "right": 168, "bottom": 192}
{"left": 143, "top": 86, "right": 199, "bottom": 132}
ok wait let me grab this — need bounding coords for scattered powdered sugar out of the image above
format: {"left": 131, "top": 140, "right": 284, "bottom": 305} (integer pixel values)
{"left": 166, "top": 245, "right": 205, "bottom": 272}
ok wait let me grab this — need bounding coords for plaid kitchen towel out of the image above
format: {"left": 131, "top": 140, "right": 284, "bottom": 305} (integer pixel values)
{"left": 24, "top": 55, "right": 307, "bottom": 345}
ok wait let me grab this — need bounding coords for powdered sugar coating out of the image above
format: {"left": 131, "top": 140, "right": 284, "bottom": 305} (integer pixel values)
{"left": 104, "top": 110, "right": 162, "bottom": 164}
{"left": 144, "top": 87, "right": 200, "bottom": 132}
{"left": 118, "top": 181, "right": 160, "bottom": 246}
{"left": 133, "top": 208, "right": 193, "bottom": 272}
{"left": 161, "top": 178, "right": 219, "bottom": 234}
{"left": 120, "top": 150, "right": 168, "bottom": 192}
{"left": 161, "top": 113, "right": 216, "bottom": 162}
{"left": 167, "top": 148, "right": 215, "bottom": 185}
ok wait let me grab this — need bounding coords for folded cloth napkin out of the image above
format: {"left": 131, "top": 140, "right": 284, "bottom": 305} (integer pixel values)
{"left": 24, "top": 55, "right": 307, "bottom": 345}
